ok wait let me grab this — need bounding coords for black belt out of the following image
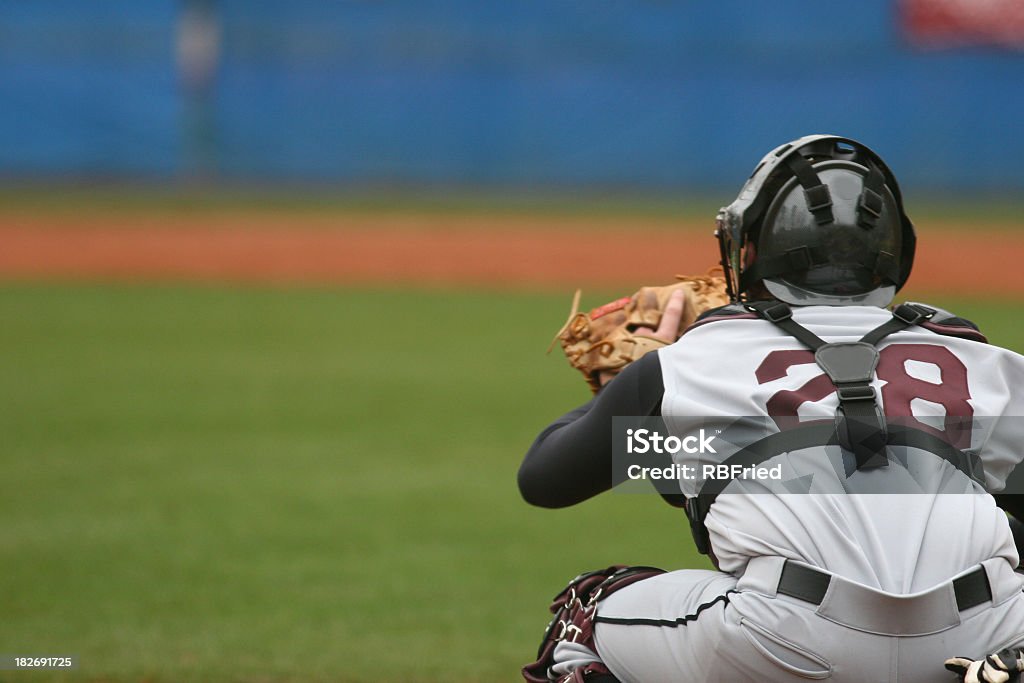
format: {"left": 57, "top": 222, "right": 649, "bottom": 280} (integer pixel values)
{"left": 777, "top": 561, "right": 993, "bottom": 611}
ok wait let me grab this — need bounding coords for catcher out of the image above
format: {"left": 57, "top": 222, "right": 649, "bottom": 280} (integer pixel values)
{"left": 518, "top": 135, "right": 1024, "bottom": 683}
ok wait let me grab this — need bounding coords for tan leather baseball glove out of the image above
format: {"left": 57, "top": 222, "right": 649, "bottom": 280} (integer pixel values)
{"left": 551, "top": 270, "right": 730, "bottom": 393}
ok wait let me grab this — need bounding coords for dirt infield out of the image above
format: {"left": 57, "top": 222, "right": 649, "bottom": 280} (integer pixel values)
{"left": 0, "top": 210, "right": 1020, "bottom": 296}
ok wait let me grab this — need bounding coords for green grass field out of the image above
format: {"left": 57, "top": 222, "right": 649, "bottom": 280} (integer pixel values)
{"left": 2, "top": 284, "right": 1022, "bottom": 682}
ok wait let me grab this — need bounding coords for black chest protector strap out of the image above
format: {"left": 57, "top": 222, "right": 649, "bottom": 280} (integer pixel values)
{"left": 681, "top": 301, "right": 966, "bottom": 557}
{"left": 684, "top": 420, "right": 983, "bottom": 555}
{"left": 744, "top": 300, "right": 937, "bottom": 474}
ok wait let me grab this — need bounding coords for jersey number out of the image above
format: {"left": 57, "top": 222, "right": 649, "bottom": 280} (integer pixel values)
{"left": 755, "top": 344, "right": 972, "bottom": 447}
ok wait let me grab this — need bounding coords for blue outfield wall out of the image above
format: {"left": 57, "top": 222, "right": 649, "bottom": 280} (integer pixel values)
{"left": 0, "top": 1, "right": 1022, "bottom": 190}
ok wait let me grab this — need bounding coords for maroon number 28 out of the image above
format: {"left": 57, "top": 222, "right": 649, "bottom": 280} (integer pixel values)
{"left": 756, "top": 344, "right": 972, "bottom": 447}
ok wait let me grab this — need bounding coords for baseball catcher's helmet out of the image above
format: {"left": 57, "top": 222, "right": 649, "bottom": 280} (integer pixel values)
{"left": 715, "top": 135, "right": 915, "bottom": 307}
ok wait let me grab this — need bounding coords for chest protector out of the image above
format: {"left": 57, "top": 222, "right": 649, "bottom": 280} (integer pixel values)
{"left": 684, "top": 301, "right": 985, "bottom": 556}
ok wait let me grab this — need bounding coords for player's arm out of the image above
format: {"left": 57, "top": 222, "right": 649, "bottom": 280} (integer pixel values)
{"left": 517, "top": 351, "right": 666, "bottom": 508}
{"left": 519, "top": 288, "right": 687, "bottom": 508}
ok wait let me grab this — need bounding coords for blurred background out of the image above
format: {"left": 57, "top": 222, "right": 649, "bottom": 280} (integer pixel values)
{"left": 3, "top": 0, "right": 1024, "bottom": 190}
{"left": 1, "top": 2, "right": 1022, "bottom": 682}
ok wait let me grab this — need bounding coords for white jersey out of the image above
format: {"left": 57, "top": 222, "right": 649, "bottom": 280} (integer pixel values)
{"left": 658, "top": 304, "right": 1024, "bottom": 592}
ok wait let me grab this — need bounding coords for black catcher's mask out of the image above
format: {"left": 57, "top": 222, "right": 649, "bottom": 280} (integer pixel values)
{"left": 716, "top": 135, "right": 916, "bottom": 307}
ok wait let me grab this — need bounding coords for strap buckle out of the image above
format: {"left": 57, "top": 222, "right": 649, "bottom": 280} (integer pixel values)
{"left": 857, "top": 188, "right": 884, "bottom": 228}
{"left": 804, "top": 185, "right": 832, "bottom": 212}
{"left": 785, "top": 246, "right": 813, "bottom": 270}
{"left": 836, "top": 384, "right": 876, "bottom": 402}
{"left": 747, "top": 301, "right": 792, "bottom": 323}
{"left": 893, "top": 303, "right": 934, "bottom": 325}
